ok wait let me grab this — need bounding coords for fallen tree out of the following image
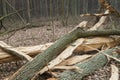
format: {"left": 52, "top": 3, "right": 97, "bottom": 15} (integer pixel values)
{"left": 9, "top": 28, "right": 120, "bottom": 80}
{"left": 6, "top": 0, "right": 120, "bottom": 80}
{"left": 55, "top": 0, "right": 120, "bottom": 79}
{"left": 8, "top": 23, "right": 85, "bottom": 80}
{"left": 57, "top": 47, "right": 120, "bottom": 80}
{"left": 0, "top": 30, "right": 120, "bottom": 63}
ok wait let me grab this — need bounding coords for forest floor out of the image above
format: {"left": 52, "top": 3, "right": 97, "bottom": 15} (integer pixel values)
{"left": 0, "top": 18, "right": 119, "bottom": 80}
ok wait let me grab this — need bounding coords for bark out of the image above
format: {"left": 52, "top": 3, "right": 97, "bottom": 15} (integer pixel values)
{"left": 57, "top": 47, "right": 120, "bottom": 80}
{"left": 9, "top": 28, "right": 120, "bottom": 80}
{"left": 31, "top": 38, "right": 85, "bottom": 80}
{"left": 9, "top": 26, "right": 84, "bottom": 80}
{"left": 26, "top": 0, "right": 31, "bottom": 23}
{"left": 0, "top": 30, "right": 119, "bottom": 63}
{"left": 77, "top": 29, "right": 120, "bottom": 37}
{"left": 2, "top": 0, "right": 7, "bottom": 15}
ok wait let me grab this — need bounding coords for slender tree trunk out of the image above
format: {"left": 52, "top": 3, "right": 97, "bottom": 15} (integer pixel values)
{"left": 45, "top": 0, "right": 48, "bottom": 17}
{"left": 26, "top": 0, "right": 31, "bottom": 23}
{"left": 2, "top": 0, "right": 7, "bottom": 15}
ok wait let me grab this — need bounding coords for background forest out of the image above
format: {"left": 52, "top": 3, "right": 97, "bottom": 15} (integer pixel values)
{"left": 0, "top": 0, "right": 120, "bottom": 22}
{"left": 0, "top": 0, "right": 120, "bottom": 46}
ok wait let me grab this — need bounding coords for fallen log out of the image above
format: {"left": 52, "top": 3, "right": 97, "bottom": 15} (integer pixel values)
{"left": 57, "top": 47, "right": 120, "bottom": 80}
{"left": 31, "top": 38, "right": 85, "bottom": 80}
{"left": 0, "top": 30, "right": 119, "bottom": 63}
{"left": 9, "top": 23, "right": 85, "bottom": 80}
{"left": 9, "top": 29, "right": 120, "bottom": 80}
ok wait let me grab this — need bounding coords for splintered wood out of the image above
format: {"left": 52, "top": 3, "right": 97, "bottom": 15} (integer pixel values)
{"left": 0, "top": 42, "right": 53, "bottom": 63}
{"left": 0, "top": 41, "right": 33, "bottom": 61}
{"left": 109, "top": 64, "right": 119, "bottom": 80}
{"left": 1, "top": 31, "right": 120, "bottom": 80}
{"left": 31, "top": 38, "right": 85, "bottom": 80}
{"left": 57, "top": 55, "right": 92, "bottom": 66}
{"left": 74, "top": 37, "right": 120, "bottom": 53}
{"left": 0, "top": 36, "right": 120, "bottom": 63}
{"left": 1, "top": 0, "right": 120, "bottom": 79}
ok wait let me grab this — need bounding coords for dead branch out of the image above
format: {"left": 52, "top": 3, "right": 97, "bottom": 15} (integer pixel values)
{"left": 0, "top": 9, "right": 25, "bottom": 21}
{"left": 0, "top": 29, "right": 120, "bottom": 63}
{"left": 88, "top": 10, "right": 109, "bottom": 30}
{"left": 5, "top": 0, "right": 26, "bottom": 24}
{"left": 0, "top": 23, "right": 40, "bottom": 36}
{"left": 98, "top": 0, "right": 120, "bottom": 17}
{"left": 31, "top": 38, "right": 85, "bottom": 79}
{"left": 0, "top": 41, "right": 32, "bottom": 61}
{"left": 9, "top": 23, "right": 85, "bottom": 80}
{"left": 80, "top": 13, "right": 109, "bottom": 17}
{"left": 0, "top": 42, "right": 52, "bottom": 63}
{"left": 9, "top": 28, "right": 120, "bottom": 80}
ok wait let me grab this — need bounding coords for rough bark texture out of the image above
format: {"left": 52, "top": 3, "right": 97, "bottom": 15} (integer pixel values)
{"left": 9, "top": 29, "right": 120, "bottom": 80}
{"left": 58, "top": 48, "right": 120, "bottom": 80}
{"left": 9, "top": 27, "right": 84, "bottom": 80}
{"left": 78, "top": 30, "right": 120, "bottom": 37}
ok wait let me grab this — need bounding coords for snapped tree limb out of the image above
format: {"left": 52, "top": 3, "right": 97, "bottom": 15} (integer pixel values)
{"left": 0, "top": 41, "right": 32, "bottom": 61}
{"left": 9, "top": 23, "right": 85, "bottom": 80}
{"left": 9, "top": 27, "right": 120, "bottom": 80}
{"left": 57, "top": 47, "right": 120, "bottom": 80}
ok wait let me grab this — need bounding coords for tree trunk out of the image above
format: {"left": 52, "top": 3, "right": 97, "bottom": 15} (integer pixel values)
{"left": 26, "top": 0, "right": 31, "bottom": 23}
{"left": 57, "top": 48, "right": 120, "bottom": 80}
{"left": 9, "top": 27, "right": 84, "bottom": 80}
{"left": 9, "top": 27, "right": 120, "bottom": 80}
{"left": 2, "top": 0, "right": 7, "bottom": 15}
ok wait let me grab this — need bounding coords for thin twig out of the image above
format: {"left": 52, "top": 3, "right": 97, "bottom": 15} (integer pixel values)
{"left": 5, "top": 0, "right": 26, "bottom": 24}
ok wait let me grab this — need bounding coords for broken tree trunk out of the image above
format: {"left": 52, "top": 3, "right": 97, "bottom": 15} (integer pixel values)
{"left": 9, "top": 26, "right": 84, "bottom": 80}
{"left": 57, "top": 47, "right": 120, "bottom": 80}
{"left": 0, "top": 36, "right": 119, "bottom": 63}
{"left": 9, "top": 28, "right": 120, "bottom": 80}
{"left": 0, "top": 41, "right": 33, "bottom": 61}
{"left": 0, "top": 43, "right": 53, "bottom": 63}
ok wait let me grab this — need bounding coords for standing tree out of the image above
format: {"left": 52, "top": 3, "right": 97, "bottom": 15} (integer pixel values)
{"left": 26, "top": 0, "right": 31, "bottom": 24}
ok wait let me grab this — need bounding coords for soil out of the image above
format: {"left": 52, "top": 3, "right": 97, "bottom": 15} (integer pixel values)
{"left": 0, "top": 21, "right": 74, "bottom": 47}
